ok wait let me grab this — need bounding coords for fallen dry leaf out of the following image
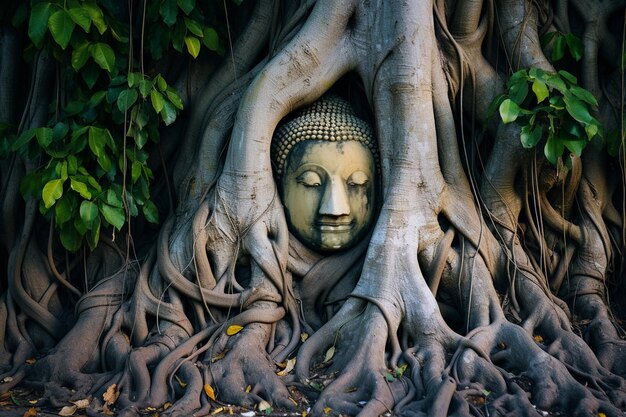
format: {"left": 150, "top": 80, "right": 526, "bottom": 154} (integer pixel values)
{"left": 211, "top": 350, "right": 227, "bottom": 363}
{"left": 323, "top": 346, "right": 335, "bottom": 363}
{"left": 59, "top": 404, "right": 78, "bottom": 416}
{"left": 533, "top": 335, "right": 544, "bottom": 343}
{"left": 204, "top": 384, "right": 216, "bottom": 401}
{"left": 258, "top": 400, "right": 272, "bottom": 414}
{"left": 103, "top": 384, "right": 119, "bottom": 406}
{"left": 226, "top": 325, "right": 244, "bottom": 336}
{"left": 277, "top": 358, "right": 296, "bottom": 376}
{"left": 23, "top": 407, "right": 37, "bottom": 417}
{"left": 72, "top": 398, "right": 91, "bottom": 409}
{"left": 102, "top": 403, "right": 115, "bottom": 416}
{"left": 300, "top": 333, "right": 309, "bottom": 342}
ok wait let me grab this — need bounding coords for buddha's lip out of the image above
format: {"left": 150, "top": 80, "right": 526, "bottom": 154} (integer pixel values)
{"left": 316, "top": 221, "right": 354, "bottom": 231}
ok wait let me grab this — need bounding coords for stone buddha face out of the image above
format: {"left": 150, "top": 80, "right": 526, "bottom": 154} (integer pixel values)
{"left": 280, "top": 140, "right": 376, "bottom": 252}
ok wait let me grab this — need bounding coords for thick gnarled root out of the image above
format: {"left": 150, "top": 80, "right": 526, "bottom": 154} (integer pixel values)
{"left": 208, "top": 323, "right": 294, "bottom": 409}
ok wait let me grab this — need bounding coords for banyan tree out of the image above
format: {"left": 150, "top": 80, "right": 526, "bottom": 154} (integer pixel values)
{"left": 1, "top": 0, "right": 626, "bottom": 416}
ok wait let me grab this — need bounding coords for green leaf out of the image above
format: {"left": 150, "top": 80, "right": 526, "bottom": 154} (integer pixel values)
{"left": 544, "top": 72, "right": 567, "bottom": 93}
{"left": 12, "top": 128, "right": 37, "bottom": 150}
{"left": 43, "top": 178, "right": 65, "bottom": 209}
{"left": 160, "top": 0, "right": 178, "bottom": 26}
{"left": 58, "top": 160, "right": 68, "bottom": 180}
{"left": 509, "top": 79, "right": 529, "bottom": 105}
{"left": 100, "top": 203, "right": 125, "bottom": 230}
{"left": 68, "top": 7, "right": 91, "bottom": 32}
{"left": 88, "top": 127, "right": 105, "bottom": 157}
{"left": 558, "top": 70, "right": 577, "bottom": 85}
{"left": 151, "top": 89, "right": 165, "bottom": 113}
{"left": 117, "top": 88, "right": 138, "bottom": 112}
{"left": 532, "top": 79, "right": 549, "bottom": 103}
{"left": 177, "top": 0, "right": 195, "bottom": 14}
{"left": 59, "top": 223, "right": 82, "bottom": 252}
{"left": 132, "top": 161, "right": 142, "bottom": 183}
{"left": 74, "top": 215, "right": 88, "bottom": 235}
{"left": 166, "top": 89, "right": 184, "bottom": 110}
{"left": 70, "top": 178, "right": 92, "bottom": 199}
{"left": 71, "top": 41, "right": 91, "bottom": 71}
{"left": 544, "top": 135, "right": 564, "bottom": 165}
{"left": 86, "top": 216, "right": 101, "bottom": 250}
{"left": 28, "top": 3, "right": 54, "bottom": 47}
{"left": 126, "top": 192, "right": 138, "bottom": 216}
{"left": 499, "top": 99, "right": 521, "bottom": 124}
{"left": 88, "top": 91, "right": 107, "bottom": 107}
{"left": 485, "top": 94, "right": 505, "bottom": 121}
{"left": 52, "top": 122, "right": 69, "bottom": 141}
{"left": 106, "top": 188, "right": 123, "bottom": 208}
{"left": 564, "top": 33, "right": 583, "bottom": 61}
{"left": 203, "top": 27, "right": 219, "bottom": 51}
{"left": 184, "top": 18, "right": 204, "bottom": 37}
{"left": 569, "top": 85, "right": 598, "bottom": 106}
{"left": 99, "top": 153, "right": 113, "bottom": 172}
{"left": 36, "top": 127, "right": 54, "bottom": 148}
{"left": 540, "top": 31, "right": 557, "bottom": 48}
{"left": 103, "top": 128, "right": 116, "bottom": 151}
{"left": 549, "top": 95, "right": 565, "bottom": 110}
{"left": 48, "top": 10, "right": 76, "bottom": 50}
{"left": 184, "top": 36, "right": 201, "bottom": 58}
{"left": 80, "top": 200, "right": 99, "bottom": 224}
{"left": 127, "top": 72, "right": 140, "bottom": 87}
{"left": 563, "top": 94, "right": 593, "bottom": 125}
{"left": 155, "top": 74, "right": 168, "bottom": 91}
{"left": 520, "top": 124, "right": 542, "bottom": 148}
{"left": 55, "top": 195, "right": 74, "bottom": 225}
{"left": 138, "top": 79, "right": 152, "bottom": 98}
{"left": 160, "top": 100, "right": 177, "bottom": 125}
{"left": 552, "top": 34, "right": 566, "bottom": 61}
{"left": 134, "top": 130, "right": 148, "bottom": 149}
{"left": 84, "top": 0, "right": 107, "bottom": 34}
{"left": 143, "top": 199, "right": 159, "bottom": 223}
{"left": 81, "top": 64, "right": 100, "bottom": 88}
{"left": 65, "top": 100, "right": 85, "bottom": 116}
{"left": 562, "top": 136, "right": 587, "bottom": 156}
{"left": 66, "top": 157, "right": 78, "bottom": 177}
{"left": 91, "top": 43, "right": 115, "bottom": 72}
{"left": 131, "top": 105, "right": 150, "bottom": 129}
{"left": 528, "top": 67, "right": 546, "bottom": 81}
{"left": 585, "top": 123, "right": 599, "bottom": 140}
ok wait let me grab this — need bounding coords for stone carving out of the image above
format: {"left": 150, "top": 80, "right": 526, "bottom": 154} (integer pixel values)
{"left": 272, "top": 96, "right": 379, "bottom": 251}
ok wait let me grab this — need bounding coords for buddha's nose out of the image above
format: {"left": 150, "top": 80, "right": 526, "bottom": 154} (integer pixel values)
{"left": 319, "top": 180, "right": 350, "bottom": 216}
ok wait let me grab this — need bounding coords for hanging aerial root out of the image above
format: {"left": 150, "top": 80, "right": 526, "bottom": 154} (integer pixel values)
{"left": 157, "top": 216, "right": 252, "bottom": 307}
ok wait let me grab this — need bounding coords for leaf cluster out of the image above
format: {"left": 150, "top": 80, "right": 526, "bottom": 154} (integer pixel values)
{"left": 1, "top": 0, "right": 237, "bottom": 251}
{"left": 490, "top": 68, "right": 602, "bottom": 166}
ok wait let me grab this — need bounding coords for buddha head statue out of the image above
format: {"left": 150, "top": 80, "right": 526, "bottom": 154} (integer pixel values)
{"left": 272, "top": 95, "right": 379, "bottom": 252}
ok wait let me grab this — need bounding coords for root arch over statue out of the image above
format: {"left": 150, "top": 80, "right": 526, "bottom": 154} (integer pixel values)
{"left": 1, "top": 1, "right": 626, "bottom": 416}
